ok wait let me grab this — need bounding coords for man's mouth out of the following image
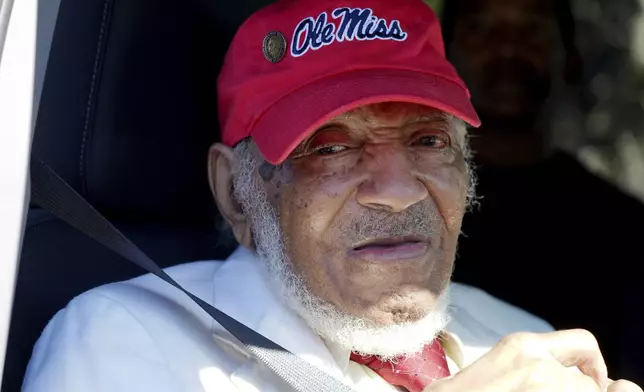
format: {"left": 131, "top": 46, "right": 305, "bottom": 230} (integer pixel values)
{"left": 349, "top": 236, "right": 429, "bottom": 262}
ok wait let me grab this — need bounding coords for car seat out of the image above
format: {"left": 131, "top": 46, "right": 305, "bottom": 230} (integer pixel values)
{"left": 2, "top": 0, "right": 272, "bottom": 390}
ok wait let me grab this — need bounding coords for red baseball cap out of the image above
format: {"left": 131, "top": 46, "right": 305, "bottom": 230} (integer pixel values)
{"left": 218, "top": 0, "right": 481, "bottom": 164}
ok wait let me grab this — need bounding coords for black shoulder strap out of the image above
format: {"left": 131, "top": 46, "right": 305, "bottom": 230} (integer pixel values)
{"left": 29, "top": 156, "right": 355, "bottom": 392}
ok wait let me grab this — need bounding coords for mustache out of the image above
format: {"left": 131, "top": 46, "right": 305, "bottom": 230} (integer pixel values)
{"left": 340, "top": 201, "right": 442, "bottom": 245}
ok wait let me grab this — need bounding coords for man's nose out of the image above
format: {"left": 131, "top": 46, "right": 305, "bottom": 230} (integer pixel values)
{"left": 356, "top": 149, "right": 429, "bottom": 213}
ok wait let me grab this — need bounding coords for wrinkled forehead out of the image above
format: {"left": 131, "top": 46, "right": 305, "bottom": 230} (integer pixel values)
{"left": 455, "top": 0, "right": 555, "bottom": 17}
{"left": 328, "top": 102, "right": 450, "bottom": 128}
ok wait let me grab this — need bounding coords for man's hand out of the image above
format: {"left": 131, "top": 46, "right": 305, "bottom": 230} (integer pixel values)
{"left": 426, "top": 329, "right": 643, "bottom": 392}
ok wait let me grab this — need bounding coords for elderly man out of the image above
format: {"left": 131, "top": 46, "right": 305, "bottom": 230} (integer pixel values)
{"left": 22, "top": 1, "right": 642, "bottom": 392}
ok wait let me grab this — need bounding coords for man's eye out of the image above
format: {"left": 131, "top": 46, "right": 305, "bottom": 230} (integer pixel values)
{"left": 314, "top": 145, "right": 348, "bottom": 155}
{"left": 413, "top": 134, "right": 450, "bottom": 149}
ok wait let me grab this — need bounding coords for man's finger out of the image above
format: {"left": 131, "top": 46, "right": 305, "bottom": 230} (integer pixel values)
{"left": 608, "top": 379, "right": 643, "bottom": 392}
{"left": 535, "top": 329, "right": 608, "bottom": 389}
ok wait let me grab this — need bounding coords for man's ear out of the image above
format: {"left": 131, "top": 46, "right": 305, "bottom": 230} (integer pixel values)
{"left": 208, "top": 143, "right": 254, "bottom": 249}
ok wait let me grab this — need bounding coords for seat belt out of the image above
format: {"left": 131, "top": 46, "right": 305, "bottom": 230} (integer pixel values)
{"left": 29, "top": 156, "right": 356, "bottom": 392}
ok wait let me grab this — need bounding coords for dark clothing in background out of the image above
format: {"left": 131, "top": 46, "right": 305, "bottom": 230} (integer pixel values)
{"left": 454, "top": 150, "right": 644, "bottom": 383}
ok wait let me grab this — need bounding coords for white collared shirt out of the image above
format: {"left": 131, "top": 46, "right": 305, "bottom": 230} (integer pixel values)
{"left": 23, "top": 247, "right": 553, "bottom": 392}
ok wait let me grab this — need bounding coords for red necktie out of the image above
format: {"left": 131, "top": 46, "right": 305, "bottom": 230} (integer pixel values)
{"left": 350, "top": 339, "right": 450, "bottom": 392}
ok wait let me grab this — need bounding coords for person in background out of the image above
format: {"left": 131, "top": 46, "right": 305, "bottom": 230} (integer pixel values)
{"left": 443, "top": 0, "right": 644, "bottom": 383}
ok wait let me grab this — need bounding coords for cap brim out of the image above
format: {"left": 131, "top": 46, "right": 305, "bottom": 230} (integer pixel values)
{"left": 252, "top": 68, "right": 481, "bottom": 165}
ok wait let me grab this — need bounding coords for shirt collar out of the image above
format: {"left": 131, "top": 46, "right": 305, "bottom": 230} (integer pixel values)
{"left": 322, "top": 339, "right": 352, "bottom": 373}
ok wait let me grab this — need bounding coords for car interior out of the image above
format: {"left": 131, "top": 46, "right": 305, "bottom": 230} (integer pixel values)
{"left": 2, "top": 0, "right": 643, "bottom": 391}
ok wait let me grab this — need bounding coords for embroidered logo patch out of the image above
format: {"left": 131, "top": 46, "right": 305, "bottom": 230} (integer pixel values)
{"left": 291, "top": 7, "right": 408, "bottom": 58}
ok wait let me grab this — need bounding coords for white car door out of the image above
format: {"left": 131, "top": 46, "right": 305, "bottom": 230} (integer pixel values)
{"left": 0, "top": 0, "right": 61, "bottom": 382}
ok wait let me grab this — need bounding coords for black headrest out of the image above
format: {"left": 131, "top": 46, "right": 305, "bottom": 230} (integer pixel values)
{"left": 32, "top": 0, "right": 272, "bottom": 226}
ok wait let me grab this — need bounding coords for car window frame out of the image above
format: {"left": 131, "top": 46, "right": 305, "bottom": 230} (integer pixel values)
{"left": 0, "top": 0, "right": 60, "bottom": 382}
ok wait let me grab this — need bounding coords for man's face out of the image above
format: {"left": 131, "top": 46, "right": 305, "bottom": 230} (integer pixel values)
{"left": 255, "top": 103, "right": 469, "bottom": 327}
{"left": 449, "top": 0, "right": 557, "bottom": 122}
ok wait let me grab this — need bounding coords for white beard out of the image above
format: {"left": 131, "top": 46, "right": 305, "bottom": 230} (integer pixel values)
{"left": 232, "top": 143, "right": 451, "bottom": 360}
